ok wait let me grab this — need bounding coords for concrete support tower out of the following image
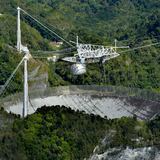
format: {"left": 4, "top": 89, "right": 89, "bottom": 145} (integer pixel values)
{"left": 23, "top": 56, "right": 28, "bottom": 117}
{"left": 17, "top": 7, "right": 21, "bottom": 53}
{"left": 17, "top": 7, "right": 28, "bottom": 117}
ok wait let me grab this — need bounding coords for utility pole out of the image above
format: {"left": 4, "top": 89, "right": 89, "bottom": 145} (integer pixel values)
{"left": 17, "top": 7, "right": 21, "bottom": 53}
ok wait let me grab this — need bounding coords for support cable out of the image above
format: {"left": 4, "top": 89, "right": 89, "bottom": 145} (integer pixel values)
{"left": 29, "top": 96, "right": 36, "bottom": 112}
{"left": 86, "top": 96, "right": 106, "bottom": 117}
{"left": 62, "top": 95, "right": 77, "bottom": 110}
{"left": 20, "top": 8, "right": 74, "bottom": 47}
{"left": 72, "top": 95, "right": 92, "bottom": 114}
{"left": 119, "top": 42, "right": 160, "bottom": 54}
{"left": 32, "top": 47, "right": 76, "bottom": 55}
{"left": 0, "top": 57, "right": 24, "bottom": 96}
{"left": 118, "top": 34, "right": 160, "bottom": 44}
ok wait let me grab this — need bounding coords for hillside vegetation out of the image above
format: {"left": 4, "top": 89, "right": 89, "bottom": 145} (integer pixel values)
{"left": 0, "top": 0, "right": 160, "bottom": 94}
{"left": 0, "top": 1, "right": 160, "bottom": 159}
{"left": 1, "top": 106, "right": 160, "bottom": 160}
